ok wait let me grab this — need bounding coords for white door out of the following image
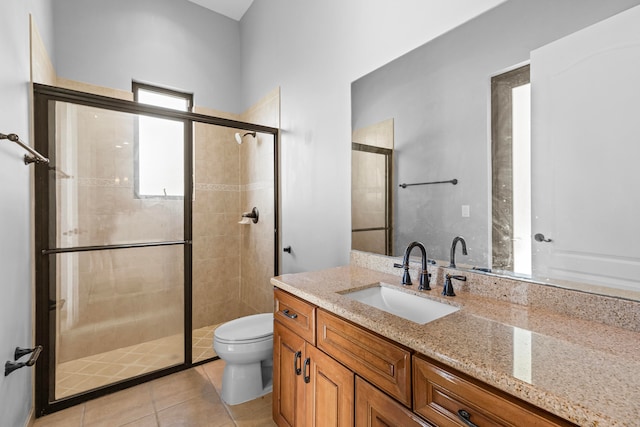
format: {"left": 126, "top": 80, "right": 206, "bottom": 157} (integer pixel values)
{"left": 530, "top": 5, "right": 640, "bottom": 291}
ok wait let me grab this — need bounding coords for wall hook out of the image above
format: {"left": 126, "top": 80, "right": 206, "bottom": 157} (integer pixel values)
{"left": 534, "top": 233, "right": 552, "bottom": 243}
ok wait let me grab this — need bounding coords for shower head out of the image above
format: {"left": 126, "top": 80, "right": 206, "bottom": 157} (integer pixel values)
{"left": 234, "top": 131, "right": 256, "bottom": 144}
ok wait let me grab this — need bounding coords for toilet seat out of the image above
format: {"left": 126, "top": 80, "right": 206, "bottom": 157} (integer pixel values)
{"left": 214, "top": 313, "right": 273, "bottom": 343}
{"left": 214, "top": 334, "right": 273, "bottom": 346}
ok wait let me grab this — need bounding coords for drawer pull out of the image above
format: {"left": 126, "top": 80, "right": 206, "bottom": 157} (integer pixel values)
{"left": 303, "top": 357, "right": 311, "bottom": 383}
{"left": 282, "top": 309, "right": 298, "bottom": 319}
{"left": 294, "top": 351, "right": 302, "bottom": 375}
{"left": 457, "top": 409, "right": 480, "bottom": 427}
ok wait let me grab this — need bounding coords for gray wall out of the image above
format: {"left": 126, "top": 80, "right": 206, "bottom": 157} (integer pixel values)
{"left": 0, "top": 1, "right": 52, "bottom": 425}
{"left": 53, "top": 0, "right": 242, "bottom": 113}
{"left": 351, "top": 0, "right": 640, "bottom": 265}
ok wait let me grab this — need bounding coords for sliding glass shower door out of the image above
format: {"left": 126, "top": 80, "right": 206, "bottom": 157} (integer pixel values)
{"left": 34, "top": 90, "right": 190, "bottom": 412}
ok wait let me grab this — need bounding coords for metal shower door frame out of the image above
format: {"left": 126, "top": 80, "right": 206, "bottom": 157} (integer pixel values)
{"left": 32, "top": 83, "right": 280, "bottom": 417}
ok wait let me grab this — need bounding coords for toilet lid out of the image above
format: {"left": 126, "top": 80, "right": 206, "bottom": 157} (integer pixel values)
{"left": 214, "top": 313, "right": 273, "bottom": 342}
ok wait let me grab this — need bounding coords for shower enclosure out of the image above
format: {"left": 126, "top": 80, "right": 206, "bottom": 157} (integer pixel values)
{"left": 33, "top": 84, "right": 279, "bottom": 416}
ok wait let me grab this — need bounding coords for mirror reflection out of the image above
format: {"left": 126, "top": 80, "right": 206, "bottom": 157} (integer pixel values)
{"left": 351, "top": 0, "right": 640, "bottom": 300}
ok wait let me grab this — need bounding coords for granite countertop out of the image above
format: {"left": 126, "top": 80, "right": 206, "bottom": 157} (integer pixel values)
{"left": 271, "top": 265, "right": 640, "bottom": 427}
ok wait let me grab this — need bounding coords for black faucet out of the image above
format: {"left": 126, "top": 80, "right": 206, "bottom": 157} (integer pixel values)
{"left": 449, "top": 236, "right": 468, "bottom": 268}
{"left": 442, "top": 273, "right": 467, "bottom": 296}
{"left": 394, "top": 241, "right": 431, "bottom": 290}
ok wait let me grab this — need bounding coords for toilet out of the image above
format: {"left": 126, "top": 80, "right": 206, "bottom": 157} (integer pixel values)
{"left": 213, "top": 313, "right": 274, "bottom": 405}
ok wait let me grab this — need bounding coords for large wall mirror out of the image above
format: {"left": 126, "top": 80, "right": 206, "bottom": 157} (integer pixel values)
{"left": 351, "top": 0, "right": 640, "bottom": 300}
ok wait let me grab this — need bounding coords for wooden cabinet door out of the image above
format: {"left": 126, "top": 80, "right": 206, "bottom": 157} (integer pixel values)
{"left": 356, "top": 377, "right": 431, "bottom": 427}
{"left": 305, "top": 345, "right": 354, "bottom": 427}
{"left": 274, "top": 320, "right": 306, "bottom": 427}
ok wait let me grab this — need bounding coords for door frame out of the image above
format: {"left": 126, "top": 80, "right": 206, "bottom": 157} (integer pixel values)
{"left": 351, "top": 142, "right": 393, "bottom": 256}
{"left": 32, "top": 83, "right": 280, "bottom": 416}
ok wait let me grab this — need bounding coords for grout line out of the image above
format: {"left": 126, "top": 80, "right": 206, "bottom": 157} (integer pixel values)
{"left": 79, "top": 403, "right": 86, "bottom": 427}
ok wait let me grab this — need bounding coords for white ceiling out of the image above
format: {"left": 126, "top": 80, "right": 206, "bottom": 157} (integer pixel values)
{"left": 187, "top": 0, "right": 255, "bottom": 21}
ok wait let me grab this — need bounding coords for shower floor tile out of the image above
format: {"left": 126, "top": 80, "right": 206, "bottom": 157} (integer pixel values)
{"left": 192, "top": 323, "right": 220, "bottom": 363}
{"left": 55, "top": 324, "right": 220, "bottom": 399}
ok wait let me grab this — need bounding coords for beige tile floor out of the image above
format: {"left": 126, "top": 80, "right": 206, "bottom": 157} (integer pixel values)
{"left": 35, "top": 359, "right": 276, "bottom": 427}
{"left": 57, "top": 325, "right": 220, "bottom": 399}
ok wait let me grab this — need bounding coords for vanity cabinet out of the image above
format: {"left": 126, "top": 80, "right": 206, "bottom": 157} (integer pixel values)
{"left": 273, "top": 289, "right": 354, "bottom": 427}
{"left": 274, "top": 288, "right": 574, "bottom": 427}
{"left": 413, "top": 355, "right": 574, "bottom": 427}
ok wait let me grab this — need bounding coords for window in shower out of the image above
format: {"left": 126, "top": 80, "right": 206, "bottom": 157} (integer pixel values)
{"left": 133, "top": 82, "right": 193, "bottom": 198}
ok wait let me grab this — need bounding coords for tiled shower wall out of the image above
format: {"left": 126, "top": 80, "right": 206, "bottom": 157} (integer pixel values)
{"left": 239, "top": 88, "right": 279, "bottom": 315}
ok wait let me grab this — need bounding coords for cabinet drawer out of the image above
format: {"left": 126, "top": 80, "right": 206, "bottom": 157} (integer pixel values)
{"left": 356, "top": 377, "right": 431, "bottom": 427}
{"left": 317, "top": 309, "right": 412, "bottom": 407}
{"left": 274, "top": 288, "right": 316, "bottom": 345}
{"left": 413, "top": 355, "right": 575, "bottom": 427}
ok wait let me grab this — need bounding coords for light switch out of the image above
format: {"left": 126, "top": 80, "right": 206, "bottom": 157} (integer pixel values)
{"left": 462, "top": 205, "right": 470, "bottom": 217}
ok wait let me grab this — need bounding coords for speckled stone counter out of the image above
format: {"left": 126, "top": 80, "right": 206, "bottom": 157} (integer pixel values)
{"left": 271, "top": 264, "right": 640, "bottom": 427}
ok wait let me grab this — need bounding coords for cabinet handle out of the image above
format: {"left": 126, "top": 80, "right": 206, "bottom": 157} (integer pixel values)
{"left": 457, "top": 410, "right": 479, "bottom": 427}
{"left": 303, "top": 357, "right": 311, "bottom": 384}
{"left": 294, "top": 351, "right": 302, "bottom": 375}
{"left": 282, "top": 309, "right": 298, "bottom": 319}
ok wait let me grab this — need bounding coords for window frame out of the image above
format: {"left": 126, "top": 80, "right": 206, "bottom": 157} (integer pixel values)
{"left": 132, "top": 82, "right": 193, "bottom": 200}
{"left": 490, "top": 64, "right": 530, "bottom": 272}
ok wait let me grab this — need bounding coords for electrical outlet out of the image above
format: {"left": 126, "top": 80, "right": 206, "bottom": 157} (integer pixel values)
{"left": 462, "top": 205, "right": 470, "bottom": 217}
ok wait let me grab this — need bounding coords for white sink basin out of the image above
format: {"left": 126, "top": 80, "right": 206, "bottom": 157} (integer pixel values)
{"left": 342, "top": 284, "right": 459, "bottom": 324}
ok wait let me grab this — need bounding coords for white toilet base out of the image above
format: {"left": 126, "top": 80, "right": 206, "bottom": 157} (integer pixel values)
{"left": 221, "top": 360, "right": 273, "bottom": 405}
